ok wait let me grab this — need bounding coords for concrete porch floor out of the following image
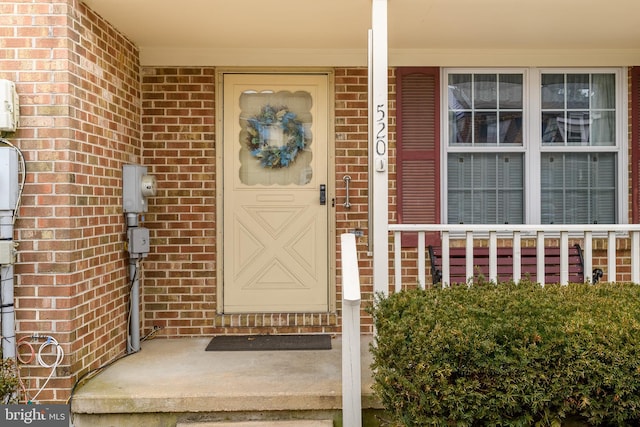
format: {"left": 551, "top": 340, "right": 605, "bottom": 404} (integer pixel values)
{"left": 70, "top": 335, "right": 384, "bottom": 427}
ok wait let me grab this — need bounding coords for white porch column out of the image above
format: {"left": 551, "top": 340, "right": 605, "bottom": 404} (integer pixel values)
{"left": 371, "top": 0, "right": 389, "bottom": 295}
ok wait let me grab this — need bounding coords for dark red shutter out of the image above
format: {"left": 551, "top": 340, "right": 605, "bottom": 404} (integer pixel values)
{"left": 632, "top": 67, "right": 640, "bottom": 224}
{"left": 396, "top": 67, "right": 440, "bottom": 246}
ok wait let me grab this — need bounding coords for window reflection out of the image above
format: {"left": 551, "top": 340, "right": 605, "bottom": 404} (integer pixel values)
{"left": 541, "top": 73, "right": 615, "bottom": 146}
{"left": 448, "top": 73, "right": 523, "bottom": 146}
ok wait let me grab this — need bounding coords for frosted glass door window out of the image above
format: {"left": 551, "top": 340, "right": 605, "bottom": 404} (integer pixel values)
{"left": 239, "top": 90, "right": 313, "bottom": 186}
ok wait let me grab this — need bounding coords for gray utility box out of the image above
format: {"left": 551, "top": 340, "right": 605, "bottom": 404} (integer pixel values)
{"left": 0, "top": 146, "right": 19, "bottom": 210}
{"left": 0, "top": 241, "right": 16, "bottom": 265}
{"left": 127, "top": 227, "right": 150, "bottom": 255}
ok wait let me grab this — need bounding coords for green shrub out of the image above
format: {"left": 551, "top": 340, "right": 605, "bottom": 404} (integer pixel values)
{"left": 0, "top": 351, "right": 18, "bottom": 403}
{"left": 369, "top": 281, "right": 640, "bottom": 426}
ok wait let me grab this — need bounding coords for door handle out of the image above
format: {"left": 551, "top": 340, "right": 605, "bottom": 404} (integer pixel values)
{"left": 320, "top": 184, "right": 326, "bottom": 205}
{"left": 343, "top": 175, "right": 352, "bottom": 208}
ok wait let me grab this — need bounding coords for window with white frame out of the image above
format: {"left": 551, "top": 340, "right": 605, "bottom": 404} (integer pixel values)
{"left": 444, "top": 68, "right": 626, "bottom": 225}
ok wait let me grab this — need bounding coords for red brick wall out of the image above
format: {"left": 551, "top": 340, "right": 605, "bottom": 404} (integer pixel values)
{"left": 1, "top": 1, "right": 139, "bottom": 402}
{"left": 64, "top": 1, "right": 140, "bottom": 387}
{"left": 141, "top": 67, "right": 217, "bottom": 336}
{"left": 334, "top": 68, "right": 396, "bottom": 333}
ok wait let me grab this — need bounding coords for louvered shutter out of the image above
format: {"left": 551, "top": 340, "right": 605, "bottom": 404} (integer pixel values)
{"left": 396, "top": 67, "right": 440, "bottom": 246}
{"left": 632, "top": 67, "right": 640, "bottom": 223}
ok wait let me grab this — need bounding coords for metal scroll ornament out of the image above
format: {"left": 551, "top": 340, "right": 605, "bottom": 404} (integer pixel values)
{"left": 246, "top": 105, "right": 308, "bottom": 168}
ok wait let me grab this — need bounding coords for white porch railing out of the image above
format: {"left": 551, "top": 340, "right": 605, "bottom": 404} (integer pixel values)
{"left": 389, "top": 224, "right": 640, "bottom": 290}
{"left": 340, "top": 233, "right": 362, "bottom": 427}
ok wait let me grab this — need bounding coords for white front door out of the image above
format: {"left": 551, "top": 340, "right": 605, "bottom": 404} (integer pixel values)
{"left": 222, "top": 73, "right": 330, "bottom": 313}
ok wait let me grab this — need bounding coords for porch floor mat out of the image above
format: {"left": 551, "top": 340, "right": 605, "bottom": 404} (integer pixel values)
{"left": 205, "top": 334, "right": 332, "bottom": 351}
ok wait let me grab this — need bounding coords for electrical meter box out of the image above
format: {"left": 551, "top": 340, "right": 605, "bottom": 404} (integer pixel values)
{"left": 0, "top": 146, "right": 19, "bottom": 210}
{"left": 123, "top": 164, "right": 157, "bottom": 213}
{"left": 0, "top": 79, "right": 19, "bottom": 132}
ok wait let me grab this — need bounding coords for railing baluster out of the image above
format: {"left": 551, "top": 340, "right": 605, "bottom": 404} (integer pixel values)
{"left": 608, "top": 231, "right": 616, "bottom": 282}
{"left": 537, "top": 231, "right": 545, "bottom": 286}
{"left": 560, "top": 231, "right": 568, "bottom": 285}
{"left": 394, "top": 230, "right": 401, "bottom": 292}
{"left": 442, "top": 231, "right": 450, "bottom": 287}
{"left": 387, "top": 224, "right": 640, "bottom": 290}
{"left": 584, "top": 231, "right": 593, "bottom": 284}
{"left": 513, "top": 231, "right": 521, "bottom": 283}
{"left": 489, "top": 231, "right": 497, "bottom": 283}
{"left": 418, "top": 231, "right": 425, "bottom": 289}
{"left": 466, "top": 231, "right": 474, "bottom": 284}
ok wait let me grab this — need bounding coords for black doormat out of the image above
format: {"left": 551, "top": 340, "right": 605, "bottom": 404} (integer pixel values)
{"left": 205, "top": 334, "right": 332, "bottom": 351}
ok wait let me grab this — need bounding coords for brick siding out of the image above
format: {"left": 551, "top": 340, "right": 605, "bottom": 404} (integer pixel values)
{"left": 141, "top": 67, "right": 217, "bottom": 336}
{"left": 1, "top": 0, "right": 139, "bottom": 402}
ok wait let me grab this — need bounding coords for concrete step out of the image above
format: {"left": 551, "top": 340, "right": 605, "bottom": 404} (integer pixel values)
{"left": 176, "top": 421, "right": 333, "bottom": 427}
{"left": 71, "top": 337, "right": 381, "bottom": 427}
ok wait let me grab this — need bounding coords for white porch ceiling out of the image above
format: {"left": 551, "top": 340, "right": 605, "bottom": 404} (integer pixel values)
{"left": 82, "top": 0, "right": 640, "bottom": 66}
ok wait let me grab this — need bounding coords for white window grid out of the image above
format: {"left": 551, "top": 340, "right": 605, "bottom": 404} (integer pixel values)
{"left": 441, "top": 67, "right": 628, "bottom": 225}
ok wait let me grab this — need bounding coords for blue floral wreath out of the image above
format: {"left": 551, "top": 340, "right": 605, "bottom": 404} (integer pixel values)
{"left": 246, "top": 105, "right": 308, "bottom": 168}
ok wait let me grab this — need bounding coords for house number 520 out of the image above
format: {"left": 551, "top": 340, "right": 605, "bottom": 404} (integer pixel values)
{"left": 374, "top": 103, "right": 387, "bottom": 172}
{"left": 375, "top": 104, "right": 387, "bottom": 156}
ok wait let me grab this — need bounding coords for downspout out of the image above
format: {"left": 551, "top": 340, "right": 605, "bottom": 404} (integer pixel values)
{"left": 0, "top": 210, "right": 16, "bottom": 360}
{"left": 0, "top": 141, "right": 24, "bottom": 361}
